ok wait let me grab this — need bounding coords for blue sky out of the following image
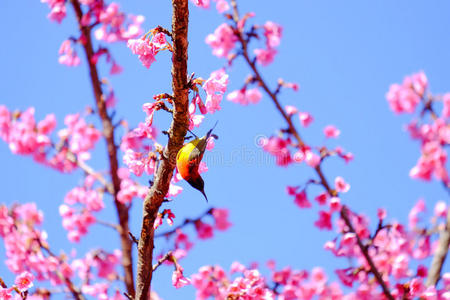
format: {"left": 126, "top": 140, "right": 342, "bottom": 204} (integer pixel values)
{"left": 0, "top": 1, "right": 449, "bottom": 299}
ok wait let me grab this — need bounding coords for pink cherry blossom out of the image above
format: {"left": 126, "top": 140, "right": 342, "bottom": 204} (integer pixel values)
{"left": 175, "top": 229, "right": 194, "bottom": 251}
{"left": 191, "top": 0, "right": 210, "bottom": 9}
{"left": 254, "top": 47, "right": 277, "bottom": 66}
{"left": 227, "top": 88, "right": 262, "bottom": 105}
{"left": 434, "top": 201, "right": 447, "bottom": 218}
{"left": 110, "top": 62, "right": 123, "bottom": 75}
{"left": 167, "top": 182, "right": 183, "bottom": 198}
{"left": 58, "top": 40, "right": 81, "bottom": 67}
{"left": 334, "top": 176, "right": 350, "bottom": 193}
{"left": 123, "top": 148, "right": 156, "bottom": 177}
{"left": 286, "top": 186, "right": 298, "bottom": 196}
{"left": 205, "top": 23, "right": 237, "bottom": 58}
{"left": 264, "top": 21, "right": 283, "bottom": 48}
{"left": 285, "top": 105, "right": 298, "bottom": 116}
{"left": 245, "top": 88, "right": 262, "bottom": 104}
{"left": 386, "top": 72, "right": 426, "bottom": 114}
{"left": 299, "top": 112, "right": 314, "bottom": 127}
{"left": 203, "top": 69, "right": 229, "bottom": 113}
{"left": 195, "top": 220, "right": 214, "bottom": 239}
{"left": 262, "top": 136, "right": 292, "bottom": 166}
{"left": 94, "top": 3, "right": 144, "bottom": 42}
{"left": 215, "top": 0, "right": 230, "bottom": 13}
{"left": 294, "top": 190, "right": 311, "bottom": 208}
{"left": 127, "top": 38, "right": 157, "bottom": 68}
{"left": 173, "top": 268, "right": 191, "bottom": 288}
{"left": 329, "top": 197, "right": 341, "bottom": 212}
{"left": 212, "top": 208, "right": 232, "bottom": 231}
{"left": 409, "top": 199, "right": 426, "bottom": 229}
{"left": 283, "top": 81, "right": 300, "bottom": 91}
{"left": 305, "top": 150, "right": 320, "bottom": 167}
{"left": 315, "top": 192, "right": 329, "bottom": 205}
{"left": 410, "top": 71, "right": 428, "bottom": 96}
{"left": 0, "top": 288, "right": 13, "bottom": 300}
{"left": 59, "top": 113, "right": 101, "bottom": 161}
{"left": 377, "top": 208, "right": 387, "bottom": 220}
{"left": 324, "top": 125, "right": 341, "bottom": 138}
{"left": 315, "top": 210, "right": 332, "bottom": 230}
{"left": 14, "top": 271, "right": 34, "bottom": 291}
{"left": 41, "top": 0, "right": 66, "bottom": 23}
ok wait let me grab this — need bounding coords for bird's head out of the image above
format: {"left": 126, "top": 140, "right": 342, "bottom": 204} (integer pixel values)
{"left": 187, "top": 175, "right": 208, "bottom": 202}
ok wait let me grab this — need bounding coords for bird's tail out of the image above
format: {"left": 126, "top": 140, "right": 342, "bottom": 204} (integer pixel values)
{"left": 206, "top": 121, "right": 219, "bottom": 140}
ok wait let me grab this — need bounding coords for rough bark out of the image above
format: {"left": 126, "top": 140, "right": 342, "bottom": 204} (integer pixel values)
{"left": 135, "top": 0, "right": 190, "bottom": 299}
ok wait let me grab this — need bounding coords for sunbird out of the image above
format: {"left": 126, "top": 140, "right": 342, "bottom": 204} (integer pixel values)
{"left": 176, "top": 123, "right": 218, "bottom": 201}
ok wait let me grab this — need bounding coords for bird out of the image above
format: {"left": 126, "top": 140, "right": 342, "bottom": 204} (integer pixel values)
{"left": 176, "top": 123, "right": 218, "bottom": 201}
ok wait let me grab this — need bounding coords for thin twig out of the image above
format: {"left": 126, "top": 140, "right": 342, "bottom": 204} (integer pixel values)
{"left": 129, "top": 231, "right": 139, "bottom": 245}
{"left": 96, "top": 219, "right": 121, "bottom": 231}
{"left": 69, "top": 0, "right": 135, "bottom": 296}
{"left": 123, "top": 292, "right": 133, "bottom": 300}
{"left": 0, "top": 277, "right": 7, "bottom": 288}
{"left": 152, "top": 251, "right": 174, "bottom": 272}
{"left": 155, "top": 208, "right": 213, "bottom": 238}
{"left": 66, "top": 152, "right": 114, "bottom": 194}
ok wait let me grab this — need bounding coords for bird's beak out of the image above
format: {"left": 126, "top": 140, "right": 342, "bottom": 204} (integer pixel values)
{"left": 201, "top": 189, "right": 208, "bottom": 202}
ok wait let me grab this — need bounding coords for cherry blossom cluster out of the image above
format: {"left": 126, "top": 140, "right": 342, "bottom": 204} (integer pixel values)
{"left": 286, "top": 176, "right": 350, "bottom": 231}
{"left": 253, "top": 21, "right": 283, "bottom": 67}
{"left": 59, "top": 175, "right": 105, "bottom": 243}
{"left": 127, "top": 29, "right": 170, "bottom": 69}
{"left": 121, "top": 67, "right": 227, "bottom": 186}
{"left": 186, "top": 199, "right": 449, "bottom": 299}
{"left": 41, "top": 0, "right": 144, "bottom": 42}
{"left": 260, "top": 122, "right": 352, "bottom": 169}
{"left": 386, "top": 71, "right": 428, "bottom": 114}
{"left": 71, "top": 249, "right": 125, "bottom": 298}
{"left": 93, "top": 3, "right": 144, "bottom": 43}
{"left": 58, "top": 40, "right": 81, "bottom": 67}
{"left": 204, "top": 10, "right": 282, "bottom": 64}
{"left": 121, "top": 120, "right": 158, "bottom": 177}
{"left": 58, "top": 113, "right": 101, "bottom": 162}
{"left": 190, "top": 263, "right": 274, "bottom": 299}
{"left": 42, "top": 0, "right": 143, "bottom": 74}
{"left": 0, "top": 106, "right": 95, "bottom": 173}
{"left": 41, "top": 0, "right": 66, "bottom": 23}
{"left": 1, "top": 202, "right": 131, "bottom": 299}
{"left": 324, "top": 199, "right": 449, "bottom": 299}
{"left": 0, "top": 106, "right": 54, "bottom": 157}
{"left": 387, "top": 71, "right": 449, "bottom": 186}
{"left": 116, "top": 167, "right": 147, "bottom": 205}
{"left": 0, "top": 203, "right": 71, "bottom": 286}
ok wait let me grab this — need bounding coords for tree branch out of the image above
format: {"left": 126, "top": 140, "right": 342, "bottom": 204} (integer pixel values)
{"left": 152, "top": 251, "right": 174, "bottom": 272}
{"left": 68, "top": 0, "right": 135, "bottom": 296}
{"left": 66, "top": 151, "right": 114, "bottom": 194}
{"left": 135, "top": 0, "right": 190, "bottom": 299}
{"left": 230, "top": 1, "right": 393, "bottom": 299}
{"left": 426, "top": 207, "right": 450, "bottom": 287}
{"left": 155, "top": 207, "right": 213, "bottom": 238}
{"left": 37, "top": 237, "right": 86, "bottom": 300}
{"left": 340, "top": 206, "right": 394, "bottom": 299}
